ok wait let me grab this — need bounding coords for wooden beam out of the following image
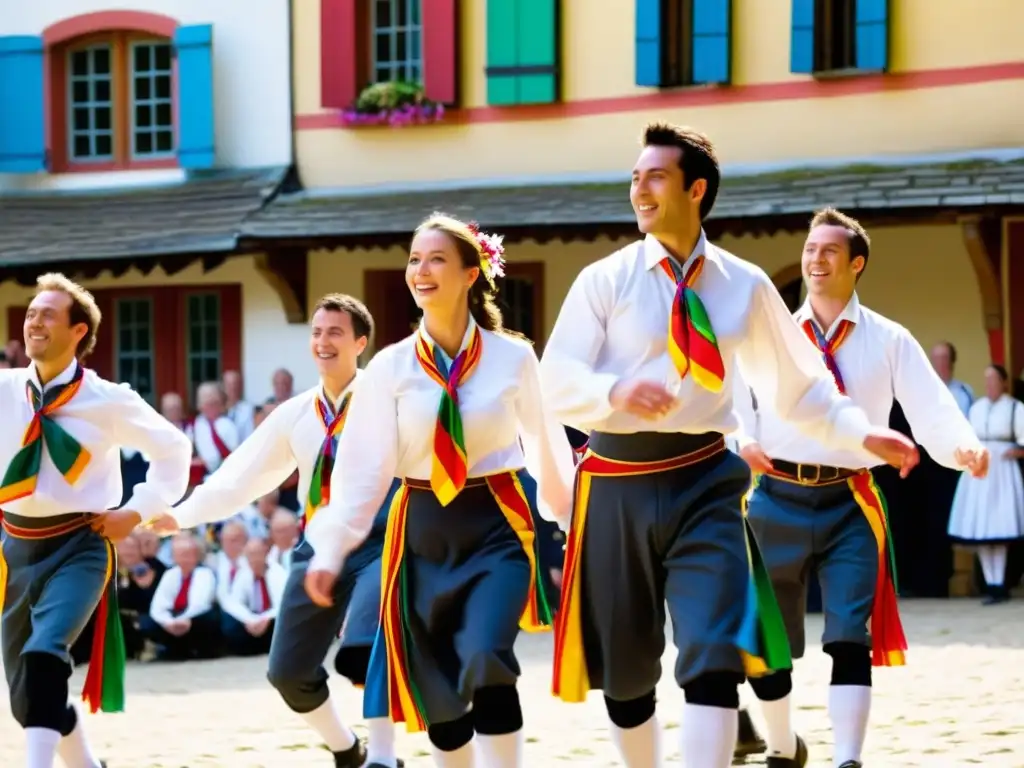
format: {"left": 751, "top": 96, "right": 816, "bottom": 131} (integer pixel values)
{"left": 253, "top": 249, "right": 309, "bottom": 324}
{"left": 960, "top": 215, "right": 1004, "bottom": 364}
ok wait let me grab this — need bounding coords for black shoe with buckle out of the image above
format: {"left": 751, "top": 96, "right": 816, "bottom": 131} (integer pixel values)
{"left": 766, "top": 735, "right": 808, "bottom": 767}
{"left": 837, "top": 761, "right": 863, "bottom": 768}
{"left": 333, "top": 740, "right": 367, "bottom": 767}
{"left": 734, "top": 708, "right": 767, "bottom": 759}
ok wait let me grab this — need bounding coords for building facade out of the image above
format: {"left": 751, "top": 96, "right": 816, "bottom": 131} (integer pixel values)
{"left": 0, "top": 1, "right": 296, "bottom": 404}
{"left": 239, "top": 0, "right": 1024, "bottom": 398}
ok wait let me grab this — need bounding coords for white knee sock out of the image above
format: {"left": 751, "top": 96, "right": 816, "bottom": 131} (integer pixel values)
{"left": 828, "top": 685, "right": 871, "bottom": 767}
{"left": 25, "top": 727, "right": 61, "bottom": 768}
{"left": 56, "top": 705, "right": 102, "bottom": 768}
{"left": 431, "top": 739, "right": 476, "bottom": 767}
{"left": 609, "top": 715, "right": 662, "bottom": 767}
{"left": 991, "top": 545, "right": 1008, "bottom": 586}
{"left": 298, "top": 697, "right": 356, "bottom": 752}
{"left": 758, "top": 695, "right": 797, "bottom": 758}
{"left": 365, "top": 717, "right": 397, "bottom": 768}
{"left": 476, "top": 731, "right": 522, "bottom": 767}
{"left": 679, "top": 704, "right": 737, "bottom": 768}
{"left": 978, "top": 546, "right": 997, "bottom": 585}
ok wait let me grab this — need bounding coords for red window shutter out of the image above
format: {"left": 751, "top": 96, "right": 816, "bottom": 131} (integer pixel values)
{"left": 422, "top": 0, "right": 458, "bottom": 104}
{"left": 320, "top": 0, "right": 359, "bottom": 109}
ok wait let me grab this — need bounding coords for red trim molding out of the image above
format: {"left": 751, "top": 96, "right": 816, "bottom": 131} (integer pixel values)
{"left": 43, "top": 10, "right": 178, "bottom": 46}
{"left": 296, "top": 60, "right": 1024, "bottom": 130}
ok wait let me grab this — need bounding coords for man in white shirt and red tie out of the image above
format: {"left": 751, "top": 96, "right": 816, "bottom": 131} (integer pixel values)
{"left": 220, "top": 537, "right": 287, "bottom": 655}
{"left": 152, "top": 294, "right": 402, "bottom": 768}
{"left": 0, "top": 273, "right": 192, "bottom": 768}
{"left": 539, "top": 123, "right": 919, "bottom": 768}
{"left": 213, "top": 520, "right": 249, "bottom": 607}
{"left": 139, "top": 532, "right": 221, "bottom": 660}
{"left": 732, "top": 207, "right": 989, "bottom": 768}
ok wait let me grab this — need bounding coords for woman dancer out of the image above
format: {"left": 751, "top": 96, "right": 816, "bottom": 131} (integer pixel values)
{"left": 304, "top": 213, "right": 576, "bottom": 767}
{"left": 948, "top": 363, "right": 1024, "bottom": 604}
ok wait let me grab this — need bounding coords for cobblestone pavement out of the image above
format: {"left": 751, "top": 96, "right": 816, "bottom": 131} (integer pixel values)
{"left": 1, "top": 600, "right": 1022, "bottom": 766}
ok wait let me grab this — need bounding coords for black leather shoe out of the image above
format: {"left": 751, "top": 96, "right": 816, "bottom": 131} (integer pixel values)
{"left": 734, "top": 708, "right": 767, "bottom": 758}
{"left": 766, "top": 734, "right": 808, "bottom": 767}
{"left": 365, "top": 761, "right": 405, "bottom": 768}
{"left": 837, "top": 761, "right": 862, "bottom": 768}
{"left": 333, "top": 740, "right": 367, "bottom": 767}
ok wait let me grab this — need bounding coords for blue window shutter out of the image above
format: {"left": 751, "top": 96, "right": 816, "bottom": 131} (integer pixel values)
{"left": 790, "top": 0, "right": 815, "bottom": 74}
{"left": 0, "top": 36, "right": 46, "bottom": 173}
{"left": 174, "top": 24, "right": 215, "bottom": 170}
{"left": 691, "top": 0, "right": 731, "bottom": 85}
{"left": 635, "top": 0, "right": 663, "bottom": 87}
{"left": 855, "top": 0, "right": 889, "bottom": 71}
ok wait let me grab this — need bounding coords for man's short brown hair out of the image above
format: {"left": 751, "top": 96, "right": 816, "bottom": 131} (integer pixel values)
{"left": 809, "top": 207, "right": 871, "bottom": 275}
{"left": 34, "top": 273, "right": 102, "bottom": 360}
{"left": 641, "top": 122, "right": 721, "bottom": 220}
{"left": 312, "top": 293, "right": 374, "bottom": 341}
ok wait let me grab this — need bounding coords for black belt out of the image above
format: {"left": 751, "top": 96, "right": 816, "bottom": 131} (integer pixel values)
{"left": 768, "top": 459, "right": 860, "bottom": 485}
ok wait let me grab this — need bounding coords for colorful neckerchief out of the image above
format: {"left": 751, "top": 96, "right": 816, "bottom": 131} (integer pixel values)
{"left": 304, "top": 391, "right": 353, "bottom": 527}
{"left": 659, "top": 255, "right": 726, "bottom": 393}
{"left": 801, "top": 318, "right": 855, "bottom": 394}
{"left": 414, "top": 326, "right": 483, "bottom": 505}
{"left": 0, "top": 365, "right": 91, "bottom": 505}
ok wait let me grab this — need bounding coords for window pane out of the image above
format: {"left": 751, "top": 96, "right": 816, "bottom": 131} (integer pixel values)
{"left": 95, "top": 133, "right": 112, "bottom": 157}
{"left": 375, "top": 0, "right": 392, "bottom": 26}
{"left": 396, "top": 0, "right": 408, "bottom": 25}
{"left": 95, "top": 108, "right": 111, "bottom": 131}
{"left": 155, "top": 130, "right": 173, "bottom": 152}
{"left": 72, "top": 80, "right": 88, "bottom": 102}
{"left": 73, "top": 135, "right": 90, "bottom": 157}
{"left": 155, "top": 75, "right": 171, "bottom": 99}
{"left": 93, "top": 78, "right": 110, "bottom": 102}
{"left": 93, "top": 47, "right": 110, "bottom": 74}
{"left": 71, "top": 51, "right": 89, "bottom": 76}
{"left": 154, "top": 44, "right": 171, "bottom": 71}
{"left": 72, "top": 108, "right": 89, "bottom": 131}
{"left": 203, "top": 293, "right": 218, "bottom": 316}
{"left": 135, "top": 132, "right": 153, "bottom": 154}
{"left": 190, "top": 324, "right": 202, "bottom": 351}
{"left": 155, "top": 102, "right": 172, "bottom": 128}
{"left": 135, "top": 76, "right": 151, "bottom": 100}
{"left": 135, "top": 104, "right": 152, "bottom": 128}
{"left": 115, "top": 298, "right": 155, "bottom": 402}
{"left": 134, "top": 45, "right": 150, "bottom": 71}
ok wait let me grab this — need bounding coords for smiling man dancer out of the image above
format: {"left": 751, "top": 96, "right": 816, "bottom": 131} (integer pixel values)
{"left": 540, "top": 124, "right": 918, "bottom": 768}
{"left": 1, "top": 274, "right": 192, "bottom": 768}
{"left": 152, "top": 294, "right": 402, "bottom": 768}
{"left": 733, "top": 208, "right": 988, "bottom": 768}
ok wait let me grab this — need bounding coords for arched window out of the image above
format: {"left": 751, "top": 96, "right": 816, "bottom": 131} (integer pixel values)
{"left": 62, "top": 33, "right": 174, "bottom": 164}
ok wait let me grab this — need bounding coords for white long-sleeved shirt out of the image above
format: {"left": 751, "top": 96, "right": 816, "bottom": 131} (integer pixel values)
{"left": 967, "top": 394, "right": 1024, "bottom": 444}
{"left": 0, "top": 361, "right": 191, "bottom": 519}
{"left": 733, "top": 294, "right": 981, "bottom": 470}
{"left": 213, "top": 549, "right": 246, "bottom": 606}
{"left": 148, "top": 565, "right": 217, "bottom": 623}
{"left": 172, "top": 375, "right": 363, "bottom": 530}
{"left": 306, "top": 320, "right": 577, "bottom": 574}
{"left": 191, "top": 414, "right": 239, "bottom": 474}
{"left": 538, "top": 233, "right": 873, "bottom": 449}
{"left": 220, "top": 562, "right": 287, "bottom": 623}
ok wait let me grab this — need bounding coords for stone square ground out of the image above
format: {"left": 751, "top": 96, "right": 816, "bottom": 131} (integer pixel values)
{"left": 1, "top": 600, "right": 1022, "bottom": 766}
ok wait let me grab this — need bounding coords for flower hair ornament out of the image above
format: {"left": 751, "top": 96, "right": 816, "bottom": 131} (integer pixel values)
{"left": 467, "top": 221, "right": 506, "bottom": 289}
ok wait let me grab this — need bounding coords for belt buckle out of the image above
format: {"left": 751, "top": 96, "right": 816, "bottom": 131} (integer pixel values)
{"left": 797, "top": 464, "right": 821, "bottom": 485}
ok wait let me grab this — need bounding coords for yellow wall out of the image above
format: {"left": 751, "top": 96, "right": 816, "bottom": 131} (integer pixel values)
{"left": 308, "top": 223, "right": 992, "bottom": 392}
{"left": 292, "top": 0, "right": 1024, "bottom": 187}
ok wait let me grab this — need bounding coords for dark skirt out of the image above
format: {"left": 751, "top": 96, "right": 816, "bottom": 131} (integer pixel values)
{"left": 364, "top": 470, "right": 550, "bottom": 731}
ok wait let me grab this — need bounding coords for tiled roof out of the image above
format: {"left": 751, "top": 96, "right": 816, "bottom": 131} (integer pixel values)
{"left": 242, "top": 156, "right": 1024, "bottom": 239}
{"left": 0, "top": 167, "right": 287, "bottom": 266}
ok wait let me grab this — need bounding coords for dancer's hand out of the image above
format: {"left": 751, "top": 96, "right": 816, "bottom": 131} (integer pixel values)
{"left": 146, "top": 513, "right": 180, "bottom": 536}
{"left": 91, "top": 509, "right": 142, "bottom": 542}
{"left": 739, "top": 443, "right": 773, "bottom": 474}
{"left": 304, "top": 568, "right": 337, "bottom": 608}
{"left": 956, "top": 447, "right": 989, "bottom": 479}
{"left": 862, "top": 429, "right": 919, "bottom": 478}
{"left": 610, "top": 379, "right": 678, "bottom": 419}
